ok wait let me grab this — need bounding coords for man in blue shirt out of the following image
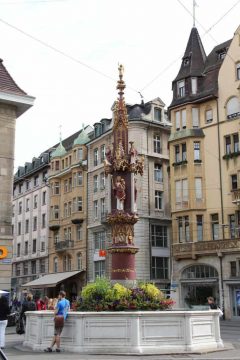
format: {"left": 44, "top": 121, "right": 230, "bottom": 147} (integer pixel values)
{"left": 44, "top": 291, "right": 70, "bottom": 353}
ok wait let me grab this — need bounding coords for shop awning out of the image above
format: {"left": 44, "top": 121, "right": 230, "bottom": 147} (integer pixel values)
{"left": 22, "top": 270, "right": 84, "bottom": 289}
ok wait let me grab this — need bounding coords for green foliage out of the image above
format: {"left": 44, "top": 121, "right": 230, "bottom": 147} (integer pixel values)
{"left": 77, "top": 278, "right": 174, "bottom": 312}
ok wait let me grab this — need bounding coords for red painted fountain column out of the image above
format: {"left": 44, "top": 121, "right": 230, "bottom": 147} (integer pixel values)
{"left": 104, "top": 65, "right": 144, "bottom": 282}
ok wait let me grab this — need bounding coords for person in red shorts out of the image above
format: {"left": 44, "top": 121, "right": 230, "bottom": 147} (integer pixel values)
{"left": 44, "top": 291, "right": 70, "bottom": 353}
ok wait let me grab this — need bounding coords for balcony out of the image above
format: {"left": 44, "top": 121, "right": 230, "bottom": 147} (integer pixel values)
{"left": 49, "top": 220, "right": 60, "bottom": 231}
{"left": 71, "top": 213, "right": 84, "bottom": 224}
{"left": 232, "top": 189, "right": 240, "bottom": 206}
{"left": 173, "top": 238, "right": 240, "bottom": 259}
{"left": 55, "top": 240, "right": 74, "bottom": 252}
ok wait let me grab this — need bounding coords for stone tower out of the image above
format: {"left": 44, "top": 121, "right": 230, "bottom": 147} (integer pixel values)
{"left": 0, "top": 59, "right": 34, "bottom": 291}
{"left": 104, "top": 65, "right": 144, "bottom": 282}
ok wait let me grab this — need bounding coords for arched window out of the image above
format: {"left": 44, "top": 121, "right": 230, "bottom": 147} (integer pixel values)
{"left": 77, "top": 253, "right": 82, "bottom": 270}
{"left": 182, "top": 265, "right": 218, "bottom": 279}
{"left": 53, "top": 257, "right": 58, "bottom": 273}
{"left": 226, "top": 97, "right": 240, "bottom": 119}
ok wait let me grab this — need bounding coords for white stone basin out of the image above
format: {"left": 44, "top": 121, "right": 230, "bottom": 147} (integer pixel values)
{"left": 23, "top": 310, "right": 223, "bottom": 354}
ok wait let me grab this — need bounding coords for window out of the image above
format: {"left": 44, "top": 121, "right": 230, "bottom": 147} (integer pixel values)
{"left": 65, "top": 157, "right": 68, "bottom": 168}
{"left": 17, "top": 243, "right": 21, "bottom": 257}
{"left": 151, "top": 257, "right": 169, "bottom": 279}
{"left": 34, "top": 175, "right": 39, "bottom": 187}
{"left": 154, "top": 163, "right": 163, "bottom": 182}
{"left": 68, "top": 227, "right": 72, "bottom": 241}
{"left": 40, "top": 259, "right": 45, "bottom": 273}
{"left": 31, "top": 260, "right": 36, "bottom": 274}
{"left": 25, "top": 219, "right": 29, "bottom": 234}
{"left": 100, "top": 172, "right": 105, "bottom": 189}
{"left": 64, "top": 179, "right": 68, "bottom": 193}
{"left": 77, "top": 253, "right": 82, "bottom": 270}
{"left": 68, "top": 202, "right": 72, "bottom": 216}
{"left": 182, "top": 265, "right": 218, "bottom": 279}
{"left": 192, "top": 108, "right": 199, "bottom": 128}
{"left": 24, "top": 241, "right": 28, "bottom": 255}
{"left": 101, "top": 144, "right": 105, "bottom": 163}
{"left": 153, "top": 134, "right": 161, "bottom": 153}
{"left": 51, "top": 205, "right": 59, "bottom": 220}
{"left": 94, "top": 200, "right": 98, "bottom": 218}
{"left": 64, "top": 228, "right": 68, "bottom": 240}
{"left": 175, "top": 145, "right": 180, "bottom": 163}
{"left": 77, "top": 171, "right": 83, "bottom": 186}
{"left": 194, "top": 142, "right": 200, "bottom": 161}
{"left": 182, "top": 109, "right": 186, "bottom": 129}
{"left": 175, "top": 111, "right": 180, "bottom": 130}
{"left": 195, "top": 178, "right": 202, "bottom": 200}
{"left": 94, "top": 260, "right": 105, "bottom": 278}
{"left": 151, "top": 225, "right": 168, "bottom": 247}
{"left": 154, "top": 108, "right": 162, "bottom": 121}
{"left": 77, "top": 197, "right": 83, "bottom": 211}
{"left": 42, "top": 191, "right": 46, "bottom": 205}
{"left": 236, "top": 62, "right": 240, "bottom": 80}
{"left": 54, "top": 182, "right": 60, "bottom": 195}
{"left": 94, "top": 148, "right": 99, "bottom": 166}
{"left": 34, "top": 194, "right": 38, "bottom": 208}
{"left": 196, "top": 215, "right": 203, "bottom": 241}
{"left": 94, "top": 231, "right": 105, "bottom": 250}
{"left": 205, "top": 109, "right": 213, "bottom": 123}
{"left": 76, "top": 225, "right": 82, "bottom": 241}
{"left": 177, "top": 80, "right": 185, "bottom": 97}
{"left": 225, "top": 136, "right": 231, "bottom": 154}
{"left": 25, "top": 199, "right": 30, "bottom": 212}
{"left": 229, "top": 214, "right": 236, "bottom": 239}
{"left": 177, "top": 216, "right": 189, "bottom": 242}
{"left": 230, "top": 261, "right": 237, "bottom": 277}
{"left": 78, "top": 148, "right": 83, "bottom": 161}
{"left": 155, "top": 191, "right": 163, "bottom": 210}
{"left": 175, "top": 179, "right": 188, "bottom": 204}
{"left": 33, "top": 216, "right": 37, "bottom": 231}
{"left": 100, "top": 198, "right": 105, "bottom": 216}
{"left": 182, "top": 143, "right": 187, "bottom": 161}
{"left": 68, "top": 178, "right": 72, "bottom": 191}
{"left": 191, "top": 77, "right": 197, "bottom": 94}
{"left": 23, "top": 262, "right": 28, "bottom": 275}
{"left": 94, "top": 175, "right": 98, "bottom": 192}
{"left": 64, "top": 203, "right": 68, "bottom": 217}
{"left": 32, "top": 239, "right": 36, "bottom": 253}
{"left": 55, "top": 160, "right": 60, "bottom": 170}
{"left": 26, "top": 180, "right": 30, "bottom": 191}
{"left": 18, "top": 201, "right": 22, "bottom": 215}
{"left": 41, "top": 241, "right": 45, "bottom": 252}
{"left": 16, "top": 263, "right": 21, "bottom": 276}
{"left": 18, "top": 222, "right": 21, "bottom": 236}
{"left": 19, "top": 183, "right": 23, "bottom": 194}
{"left": 226, "top": 97, "right": 240, "bottom": 119}
{"left": 211, "top": 214, "right": 219, "bottom": 240}
{"left": 54, "top": 257, "right": 58, "bottom": 273}
{"left": 233, "top": 133, "right": 239, "bottom": 153}
{"left": 231, "top": 174, "right": 238, "bottom": 190}
{"left": 42, "top": 213, "right": 46, "bottom": 228}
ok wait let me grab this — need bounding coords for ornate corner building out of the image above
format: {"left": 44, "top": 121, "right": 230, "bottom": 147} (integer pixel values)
{"left": 168, "top": 25, "right": 240, "bottom": 319}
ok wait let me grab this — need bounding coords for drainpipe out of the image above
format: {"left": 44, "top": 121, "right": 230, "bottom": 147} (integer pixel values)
{"left": 147, "top": 123, "right": 152, "bottom": 279}
{"left": 216, "top": 99, "right": 225, "bottom": 320}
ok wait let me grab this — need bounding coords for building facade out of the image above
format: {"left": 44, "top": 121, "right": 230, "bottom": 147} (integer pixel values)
{"left": 169, "top": 25, "right": 240, "bottom": 319}
{"left": 87, "top": 97, "right": 172, "bottom": 289}
{"left": 12, "top": 153, "right": 50, "bottom": 298}
{"left": 47, "top": 127, "right": 91, "bottom": 299}
{"left": 0, "top": 59, "right": 34, "bottom": 292}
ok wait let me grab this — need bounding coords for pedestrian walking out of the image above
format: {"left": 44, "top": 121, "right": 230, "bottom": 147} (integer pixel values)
{"left": 0, "top": 296, "right": 10, "bottom": 349}
{"left": 44, "top": 291, "right": 70, "bottom": 353}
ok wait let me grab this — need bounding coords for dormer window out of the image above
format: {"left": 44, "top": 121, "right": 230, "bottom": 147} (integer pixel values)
{"left": 177, "top": 80, "right": 185, "bottom": 97}
{"left": 183, "top": 57, "right": 190, "bottom": 66}
{"left": 191, "top": 78, "right": 197, "bottom": 94}
{"left": 154, "top": 108, "right": 162, "bottom": 122}
{"left": 217, "top": 48, "right": 227, "bottom": 60}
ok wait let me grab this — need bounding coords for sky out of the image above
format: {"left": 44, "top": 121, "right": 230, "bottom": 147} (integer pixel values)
{"left": 0, "top": 0, "right": 239, "bottom": 169}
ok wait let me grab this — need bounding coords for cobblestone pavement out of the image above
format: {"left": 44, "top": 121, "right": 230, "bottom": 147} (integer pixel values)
{"left": 2, "top": 320, "right": 240, "bottom": 360}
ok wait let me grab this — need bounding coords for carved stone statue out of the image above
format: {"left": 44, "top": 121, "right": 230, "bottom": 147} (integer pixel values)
{"left": 113, "top": 176, "right": 126, "bottom": 211}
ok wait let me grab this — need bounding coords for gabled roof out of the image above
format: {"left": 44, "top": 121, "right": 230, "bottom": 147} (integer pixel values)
{"left": 174, "top": 27, "right": 206, "bottom": 82}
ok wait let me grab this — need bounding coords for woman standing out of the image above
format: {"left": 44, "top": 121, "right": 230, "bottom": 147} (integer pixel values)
{"left": 0, "top": 296, "right": 10, "bottom": 349}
